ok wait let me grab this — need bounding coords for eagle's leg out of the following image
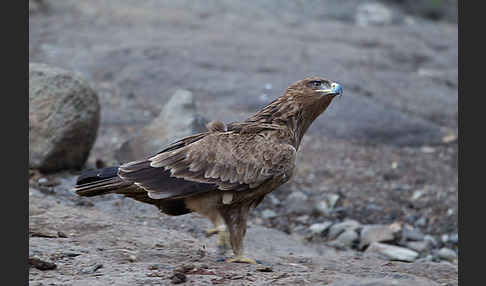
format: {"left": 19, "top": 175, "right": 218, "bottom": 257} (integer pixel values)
{"left": 204, "top": 211, "right": 230, "bottom": 256}
{"left": 220, "top": 204, "right": 257, "bottom": 264}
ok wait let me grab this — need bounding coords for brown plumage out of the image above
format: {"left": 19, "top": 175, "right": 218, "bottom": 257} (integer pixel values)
{"left": 73, "top": 76, "right": 342, "bottom": 263}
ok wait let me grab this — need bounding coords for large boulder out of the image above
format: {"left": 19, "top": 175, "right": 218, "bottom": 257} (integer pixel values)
{"left": 115, "top": 89, "right": 208, "bottom": 163}
{"left": 29, "top": 63, "right": 100, "bottom": 172}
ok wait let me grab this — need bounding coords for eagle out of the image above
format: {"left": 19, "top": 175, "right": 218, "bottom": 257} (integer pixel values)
{"left": 73, "top": 76, "right": 342, "bottom": 264}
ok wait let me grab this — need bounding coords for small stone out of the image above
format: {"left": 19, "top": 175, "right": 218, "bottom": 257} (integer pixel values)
{"left": 355, "top": 2, "right": 393, "bottom": 27}
{"left": 411, "top": 190, "right": 423, "bottom": 201}
{"left": 256, "top": 266, "right": 273, "bottom": 272}
{"left": 37, "top": 178, "right": 48, "bottom": 184}
{"left": 442, "top": 134, "right": 457, "bottom": 143}
{"left": 359, "top": 223, "right": 401, "bottom": 249}
{"left": 437, "top": 248, "right": 457, "bottom": 262}
{"left": 329, "top": 229, "right": 359, "bottom": 250}
{"left": 449, "top": 233, "right": 458, "bottom": 244}
{"left": 80, "top": 263, "right": 103, "bottom": 274}
{"left": 295, "top": 215, "right": 309, "bottom": 223}
{"left": 309, "top": 222, "right": 332, "bottom": 234}
{"left": 314, "top": 193, "right": 340, "bottom": 216}
{"left": 328, "top": 220, "right": 361, "bottom": 240}
{"left": 405, "top": 241, "right": 430, "bottom": 253}
{"left": 284, "top": 191, "right": 311, "bottom": 214}
{"left": 415, "top": 217, "right": 428, "bottom": 227}
{"left": 420, "top": 146, "right": 435, "bottom": 153}
{"left": 170, "top": 272, "right": 187, "bottom": 284}
{"left": 441, "top": 234, "right": 449, "bottom": 243}
{"left": 402, "top": 225, "right": 425, "bottom": 241}
{"left": 128, "top": 255, "right": 137, "bottom": 262}
{"left": 267, "top": 194, "right": 280, "bottom": 205}
{"left": 423, "top": 235, "right": 438, "bottom": 247}
{"left": 365, "top": 242, "right": 418, "bottom": 262}
{"left": 57, "top": 231, "right": 68, "bottom": 238}
{"left": 29, "top": 257, "right": 57, "bottom": 271}
{"left": 261, "top": 209, "right": 277, "bottom": 219}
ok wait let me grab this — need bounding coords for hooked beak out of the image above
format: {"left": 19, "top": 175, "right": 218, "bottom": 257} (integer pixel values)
{"left": 318, "top": 82, "right": 343, "bottom": 97}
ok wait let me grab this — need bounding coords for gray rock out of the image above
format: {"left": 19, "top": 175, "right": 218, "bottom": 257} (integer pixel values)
{"left": 309, "top": 222, "right": 332, "bottom": 234}
{"left": 115, "top": 89, "right": 208, "bottom": 163}
{"left": 284, "top": 191, "right": 311, "bottom": 214}
{"left": 437, "top": 248, "right": 457, "bottom": 262}
{"left": 365, "top": 242, "right": 419, "bottom": 262}
{"left": 328, "top": 229, "right": 359, "bottom": 250}
{"left": 261, "top": 209, "right": 277, "bottom": 219}
{"left": 402, "top": 225, "right": 425, "bottom": 241}
{"left": 359, "top": 223, "right": 402, "bottom": 249}
{"left": 314, "top": 193, "right": 340, "bottom": 216}
{"left": 355, "top": 2, "right": 393, "bottom": 27}
{"left": 423, "top": 235, "right": 439, "bottom": 248}
{"left": 328, "top": 219, "right": 361, "bottom": 240}
{"left": 405, "top": 240, "right": 431, "bottom": 253}
{"left": 29, "top": 63, "right": 100, "bottom": 172}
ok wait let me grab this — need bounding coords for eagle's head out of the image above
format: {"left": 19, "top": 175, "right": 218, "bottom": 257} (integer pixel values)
{"left": 285, "top": 76, "right": 342, "bottom": 105}
{"left": 244, "top": 76, "right": 342, "bottom": 148}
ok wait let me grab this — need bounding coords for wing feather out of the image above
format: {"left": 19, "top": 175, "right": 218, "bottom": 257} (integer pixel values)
{"left": 118, "top": 130, "right": 296, "bottom": 201}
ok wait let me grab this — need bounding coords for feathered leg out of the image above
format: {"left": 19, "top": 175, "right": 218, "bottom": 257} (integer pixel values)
{"left": 204, "top": 211, "right": 230, "bottom": 256}
{"left": 219, "top": 204, "right": 257, "bottom": 264}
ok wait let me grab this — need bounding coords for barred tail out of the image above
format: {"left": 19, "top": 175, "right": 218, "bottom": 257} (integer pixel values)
{"left": 73, "top": 166, "right": 132, "bottom": 197}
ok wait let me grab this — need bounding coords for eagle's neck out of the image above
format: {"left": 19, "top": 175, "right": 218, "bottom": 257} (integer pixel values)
{"left": 245, "top": 94, "right": 331, "bottom": 149}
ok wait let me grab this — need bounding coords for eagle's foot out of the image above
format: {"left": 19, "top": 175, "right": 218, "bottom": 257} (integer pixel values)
{"left": 205, "top": 228, "right": 219, "bottom": 237}
{"left": 225, "top": 256, "right": 258, "bottom": 264}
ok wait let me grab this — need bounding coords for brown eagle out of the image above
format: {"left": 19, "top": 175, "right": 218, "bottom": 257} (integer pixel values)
{"left": 73, "top": 76, "right": 342, "bottom": 264}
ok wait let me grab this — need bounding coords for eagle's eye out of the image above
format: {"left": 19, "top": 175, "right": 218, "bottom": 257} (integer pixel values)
{"left": 310, "top": 80, "right": 322, "bottom": 88}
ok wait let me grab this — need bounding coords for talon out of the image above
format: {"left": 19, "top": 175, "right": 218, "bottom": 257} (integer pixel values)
{"left": 205, "top": 228, "right": 219, "bottom": 237}
{"left": 226, "top": 256, "right": 258, "bottom": 264}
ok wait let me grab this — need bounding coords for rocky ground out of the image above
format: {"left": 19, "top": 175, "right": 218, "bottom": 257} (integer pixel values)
{"left": 29, "top": 0, "right": 458, "bottom": 285}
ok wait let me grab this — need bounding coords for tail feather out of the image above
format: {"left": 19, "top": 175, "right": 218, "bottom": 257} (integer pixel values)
{"left": 73, "top": 166, "right": 133, "bottom": 197}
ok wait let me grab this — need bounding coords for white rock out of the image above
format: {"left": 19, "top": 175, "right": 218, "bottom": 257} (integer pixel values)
{"left": 355, "top": 2, "right": 393, "bottom": 27}
{"left": 309, "top": 222, "right": 332, "bottom": 234}
{"left": 359, "top": 223, "right": 401, "bottom": 249}
{"left": 437, "top": 248, "right": 457, "bottom": 262}
{"left": 366, "top": 242, "right": 419, "bottom": 262}
{"left": 406, "top": 241, "right": 430, "bottom": 253}
{"left": 329, "top": 229, "right": 359, "bottom": 250}
{"left": 328, "top": 220, "right": 361, "bottom": 240}
{"left": 261, "top": 209, "right": 277, "bottom": 219}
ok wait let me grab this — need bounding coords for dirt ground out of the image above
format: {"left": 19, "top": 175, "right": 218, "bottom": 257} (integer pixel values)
{"left": 29, "top": 1, "right": 458, "bottom": 285}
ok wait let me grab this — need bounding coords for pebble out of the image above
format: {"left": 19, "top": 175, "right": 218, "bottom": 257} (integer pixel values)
{"left": 437, "top": 248, "right": 457, "bottom": 262}
{"left": 314, "top": 193, "right": 340, "bottom": 216}
{"left": 365, "top": 242, "right": 418, "bottom": 262}
{"left": 411, "top": 191, "right": 423, "bottom": 201}
{"left": 329, "top": 229, "right": 359, "bottom": 250}
{"left": 170, "top": 272, "right": 187, "bottom": 284}
{"left": 449, "top": 233, "right": 458, "bottom": 244}
{"left": 261, "top": 209, "right": 277, "bottom": 219}
{"left": 415, "top": 217, "right": 428, "bottom": 227}
{"left": 284, "top": 191, "right": 311, "bottom": 214}
{"left": 29, "top": 257, "right": 57, "bottom": 271}
{"left": 420, "top": 146, "right": 435, "bottom": 153}
{"left": 328, "top": 220, "right": 361, "bottom": 240}
{"left": 402, "top": 225, "right": 425, "bottom": 241}
{"left": 309, "top": 222, "right": 333, "bottom": 234}
{"left": 80, "top": 263, "right": 103, "bottom": 274}
{"left": 423, "top": 235, "right": 438, "bottom": 247}
{"left": 359, "top": 223, "right": 401, "bottom": 249}
{"left": 405, "top": 241, "right": 430, "bottom": 253}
